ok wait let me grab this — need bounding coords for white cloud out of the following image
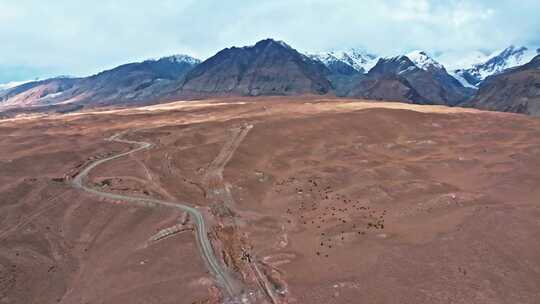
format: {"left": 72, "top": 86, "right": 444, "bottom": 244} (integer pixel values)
{"left": 389, "top": 0, "right": 432, "bottom": 21}
{"left": 0, "top": 0, "right": 539, "bottom": 81}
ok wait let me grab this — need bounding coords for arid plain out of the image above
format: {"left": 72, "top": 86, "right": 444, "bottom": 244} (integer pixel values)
{"left": 1, "top": 97, "right": 540, "bottom": 304}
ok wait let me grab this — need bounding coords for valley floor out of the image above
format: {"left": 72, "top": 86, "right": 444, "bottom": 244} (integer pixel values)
{"left": 1, "top": 97, "right": 540, "bottom": 303}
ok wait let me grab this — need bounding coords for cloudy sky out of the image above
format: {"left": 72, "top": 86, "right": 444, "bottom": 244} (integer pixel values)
{"left": 1, "top": 0, "right": 539, "bottom": 83}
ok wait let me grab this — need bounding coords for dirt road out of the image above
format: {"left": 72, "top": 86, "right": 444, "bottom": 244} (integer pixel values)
{"left": 71, "top": 131, "right": 243, "bottom": 301}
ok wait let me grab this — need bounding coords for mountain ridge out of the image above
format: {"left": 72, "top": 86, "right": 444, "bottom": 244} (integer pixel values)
{"left": 0, "top": 54, "right": 201, "bottom": 109}
{"left": 308, "top": 49, "right": 378, "bottom": 74}
{"left": 1, "top": 39, "right": 539, "bottom": 117}
{"left": 452, "top": 45, "right": 539, "bottom": 88}
{"left": 178, "top": 38, "right": 332, "bottom": 97}
{"left": 348, "top": 52, "right": 474, "bottom": 106}
{"left": 465, "top": 54, "right": 540, "bottom": 115}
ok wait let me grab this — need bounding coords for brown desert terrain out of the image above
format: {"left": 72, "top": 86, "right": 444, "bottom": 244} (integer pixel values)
{"left": 1, "top": 97, "right": 540, "bottom": 303}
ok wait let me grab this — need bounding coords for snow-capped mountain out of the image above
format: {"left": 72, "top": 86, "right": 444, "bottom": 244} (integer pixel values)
{"left": 371, "top": 50, "right": 452, "bottom": 76}
{"left": 369, "top": 55, "right": 419, "bottom": 75}
{"left": 466, "top": 54, "right": 540, "bottom": 116}
{"left": 349, "top": 50, "right": 474, "bottom": 106}
{"left": 309, "top": 49, "right": 379, "bottom": 74}
{"left": 406, "top": 51, "right": 445, "bottom": 71}
{"left": 452, "top": 46, "right": 540, "bottom": 88}
{"left": 3, "top": 38, "right": 539, "bottom": 117}
{"left": 311, "top": 49, "right": 449, "bottom": 76}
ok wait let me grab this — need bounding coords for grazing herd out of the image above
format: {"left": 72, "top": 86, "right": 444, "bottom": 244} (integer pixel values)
{"left": 275, "top": 177, "right": 386, "bottom": 257}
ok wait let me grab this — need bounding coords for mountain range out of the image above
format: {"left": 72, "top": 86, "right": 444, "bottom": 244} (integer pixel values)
{"left": 0, "top": 55, "right": 200, "bottom": 109}
{"left": 1, "top": 39, "right": 539, "bottom": 116}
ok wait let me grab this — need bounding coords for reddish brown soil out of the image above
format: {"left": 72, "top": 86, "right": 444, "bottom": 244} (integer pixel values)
{"left": 1, "top": 97, "right": 540, "bottom": 304}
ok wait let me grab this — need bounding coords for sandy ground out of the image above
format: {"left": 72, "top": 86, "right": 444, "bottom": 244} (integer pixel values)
{"left": 1, "top": 97, "right": 540, "bottom": 303}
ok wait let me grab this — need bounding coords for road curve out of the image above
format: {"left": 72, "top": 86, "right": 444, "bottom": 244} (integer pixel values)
{"left": 71, "top": 132, "right": 239, "bottom": 298}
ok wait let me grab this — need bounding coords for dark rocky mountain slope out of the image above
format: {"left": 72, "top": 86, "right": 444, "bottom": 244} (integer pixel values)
{"left": 348, "top": 52, "right": 474, "bottom": 105}
{"left": 2, "top": 40, "right": 540, "bottom": 117}
{"left": 0, "top": 55, "right": 200, "bottom": 109}
{"left": 466, "top": 55, "right": 540, "bottom": 116}
{"left": 180, "top": 39, "right": 332, "bottom": 96}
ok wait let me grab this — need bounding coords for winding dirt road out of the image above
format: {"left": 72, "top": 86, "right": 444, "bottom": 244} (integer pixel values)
{"left": 71, "top": 131, "right": 242, "bottom": 300}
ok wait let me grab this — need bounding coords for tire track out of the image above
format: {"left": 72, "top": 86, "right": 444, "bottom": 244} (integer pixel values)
{"left": 203, "top": 124, "right": 253, "bottom": 210}
{"left": 201, "top": 124, "right": 281, "bottom": 303}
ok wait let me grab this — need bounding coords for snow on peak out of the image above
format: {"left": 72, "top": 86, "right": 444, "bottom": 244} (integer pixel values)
{"left": 341, "top": 48, "right": 379, "bottom": 72}
{"left": 308, "top": 49, "right": 379, "bottom": 73}
{"left": 477, "top": 45, "right": 537, "bottom": 77}
{"left": 451, "top": 70, "right": 477, "bottom": 89}
{"left": 447, "top": 45, "right": 539, "bottom": 88}
{"left": 275, "top": 40, "right": 293, "bottom": 50}
{"left": 308, "top": 52, "right": 340, "bottom": 64}
{"left": 406, "top": 50, "right": 444, "bottom": 71}
{"left": 159, "top": 54, "right": 201, "bottom": 65}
